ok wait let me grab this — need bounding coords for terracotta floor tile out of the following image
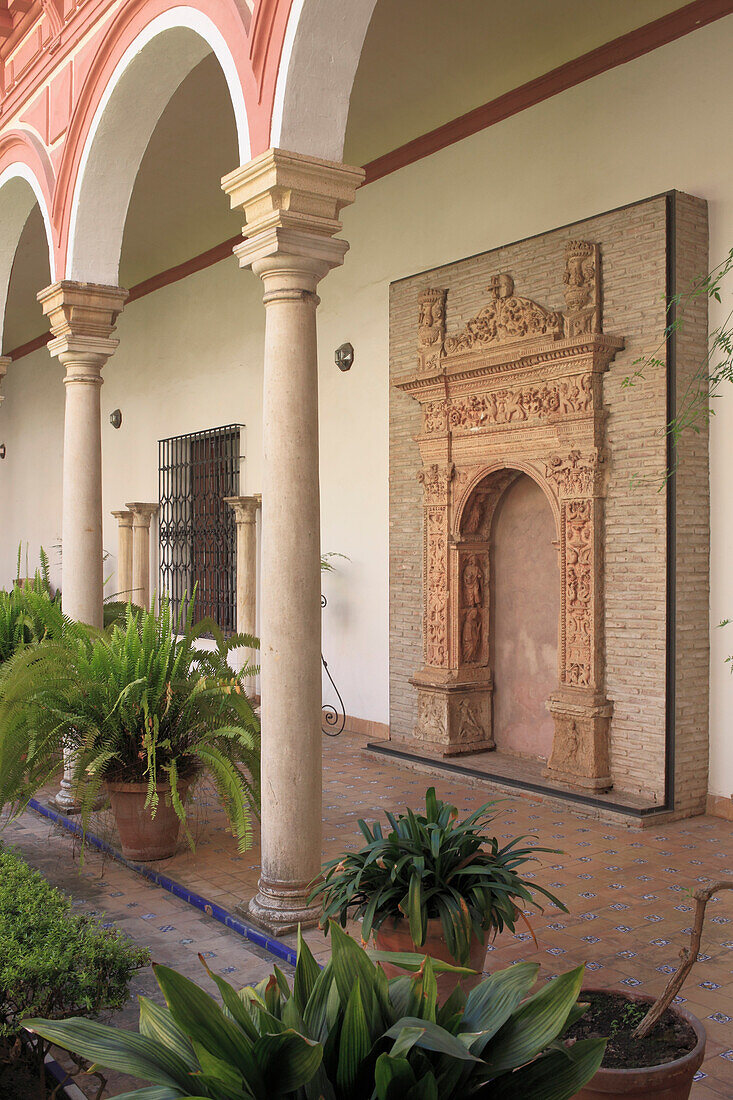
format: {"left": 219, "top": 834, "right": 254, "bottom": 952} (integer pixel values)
{"left": 4, "top": 731, "right": 733, "bottom": 1095}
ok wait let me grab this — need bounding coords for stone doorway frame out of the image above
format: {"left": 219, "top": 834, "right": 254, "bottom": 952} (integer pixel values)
{"left": 394, "top": 242, "right": 625, "bottom": 793}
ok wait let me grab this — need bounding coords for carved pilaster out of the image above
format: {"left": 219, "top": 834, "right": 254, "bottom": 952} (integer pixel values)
{"left": 417, "top": 462, "right": 453, "bottom": 669}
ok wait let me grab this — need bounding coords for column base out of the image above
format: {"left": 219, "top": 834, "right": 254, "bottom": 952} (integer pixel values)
{"left": 411, "top": 677, "right": 495, "bottom": 757}
{"left": 546, "top": 693, "right": 613, "bottom": 793}
{"left": 239, "top": 877, "right": 322, "bottom": 938}
{"left": 49, "top": 788, "right": 84, "bottom": 815}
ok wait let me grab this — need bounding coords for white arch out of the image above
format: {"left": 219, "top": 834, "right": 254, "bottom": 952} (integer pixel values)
{"left": 271, "top": 0, "right": 377, "bottom": 162}
{"left": 67, "top": 6, "right": 251, "bottom": 284}
{"left": 0, "top": 162, "right": 55, "bottom": 348}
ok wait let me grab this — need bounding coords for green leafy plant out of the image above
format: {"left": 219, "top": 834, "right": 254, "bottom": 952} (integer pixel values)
{"left": 26, "top": 921, "right": 605, "bottom": 1099}
{"left": 309, "top": 788, "right": 566, "bottom": 965}
{"left": 0, "top": 845, "right": 147, "bottom": 1087}
{"left": 0, "top": 595, "right": 261, "bottom": 850}
{"left": 0, "top": 584, "right": 67, "bottom": 666}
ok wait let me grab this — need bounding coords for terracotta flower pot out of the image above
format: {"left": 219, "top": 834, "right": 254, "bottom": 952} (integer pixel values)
{"left": 375, "top": 916, "right": 487, "bottom": 1002}
{"left": 573, "top": 988, "right": 706, "bottom": 1100}
{"left": 106, "top": 779, "right": 189, "bottom": 862}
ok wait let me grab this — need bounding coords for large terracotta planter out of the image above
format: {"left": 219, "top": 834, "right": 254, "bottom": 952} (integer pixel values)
{"left": 106, "top": 780, "right": 189, "bottom": 862}
{"left": 375, "top": 916, "right": 487, "bottom": 1002}
{"left": 574, "top": 989, "right": 706, "bottom": 1100}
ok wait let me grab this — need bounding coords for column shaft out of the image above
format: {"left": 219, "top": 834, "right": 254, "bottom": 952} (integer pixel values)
{"left": 126, "top": 503, "right": 158, "bottom": 610}
{"left": 224, "top": 495, "right": 260, "bottom": 670}
{"left": 260, "top": 278, "right": 322, "bottom": 910}
{"left": 62, "top": 360, "right": 104, "bottom": 626}
{"left": 111, "top": 510, "right": 134, "bottom": 601}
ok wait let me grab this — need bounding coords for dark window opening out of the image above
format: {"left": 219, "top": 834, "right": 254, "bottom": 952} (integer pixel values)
{"left": 159, "top": 424, "right": 243, "bottom": 632}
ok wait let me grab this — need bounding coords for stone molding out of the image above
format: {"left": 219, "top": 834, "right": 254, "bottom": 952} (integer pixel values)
{"left": 222, "top": 148, "right": 364, "bottom": 275}
{"left": 395, "top": 241, "right": 624, "bottom": 790}
{"left": 37, "top": 281, "right": 128, "bottom": 364}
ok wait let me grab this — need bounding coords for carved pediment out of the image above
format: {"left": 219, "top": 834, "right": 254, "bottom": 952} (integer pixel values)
{"left": 444, "top": 273, "right": 563, "bottom": 355}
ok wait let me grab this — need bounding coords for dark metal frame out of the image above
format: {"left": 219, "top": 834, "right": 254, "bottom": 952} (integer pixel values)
{"left": 159, "top": 424, "right": 243, "bottom": 632}
{"left": 321, "top": 594, "right": 346, "bottom": 737}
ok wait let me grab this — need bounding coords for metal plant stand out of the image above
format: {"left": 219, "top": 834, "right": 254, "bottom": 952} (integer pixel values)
{"left": 321, "top": 594, "right": 346, "bottom": 737}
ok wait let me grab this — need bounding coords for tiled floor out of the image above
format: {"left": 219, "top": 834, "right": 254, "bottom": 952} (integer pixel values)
{"left": 4, "top": 730, "right": 733, "bottom": 1098}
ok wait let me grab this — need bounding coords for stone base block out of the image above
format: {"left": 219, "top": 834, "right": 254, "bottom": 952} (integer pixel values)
{"left": 240, "top": 877, "right": 321, "bottom": 937}
{"left": 545, "top": 694, "right": 613, "bottom": 792}
{"left": 411, "top": 680, "right": 495, "bottom": 757}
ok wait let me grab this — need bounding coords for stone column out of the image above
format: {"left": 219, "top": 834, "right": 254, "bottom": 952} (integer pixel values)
{"left": 111, "top": 509, "right": 134, "bottom": 602}
{"left": 224, "top": 494, "right": 261, "bottom": 670}
{"left": 38, "top": 282, "right": 127, "bottom": 626}
{"left": 126, "top": 502, "right": 158, "bottom": 610}
{"left": 223, "top": 150, "right": 363, "bottom": 934}
{"left": 38, "top": 281, "right": 127, "bottom": 812}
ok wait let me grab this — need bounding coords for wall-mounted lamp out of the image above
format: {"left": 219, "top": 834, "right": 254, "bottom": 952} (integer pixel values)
{"left": 335, "top": 342, "right": 354, "bottom": 372}
{"left": 0, "top": 444, "right": 5, "bottom": 460}
{"left": 109, "top": 409, "right": 123, "bottom": 429}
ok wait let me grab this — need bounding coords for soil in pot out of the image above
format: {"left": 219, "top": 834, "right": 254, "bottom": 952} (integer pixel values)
{"left": 375, "top": 917, "right": 487, "bottom": 1002}
{"left": 106, "top": 780, "right": 190, "bottom": 862}
{"left": 567, "top": 989, "right": 705, "bottom": 1100}
{"left": 567, "top": 991, "right": 697, "bottom": 1070}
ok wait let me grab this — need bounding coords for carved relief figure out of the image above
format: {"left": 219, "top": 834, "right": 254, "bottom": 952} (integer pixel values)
{"left": 461, "top": 608, "right": 482, "bottom": 664}
{"left": 563, "top": 241, "right": 601, "bottom": 337}
{"left": 462, "top": 494, "right": 485, "bottom": 536}
{"left": 457, "top": 698, "right": 486, "bottom": 743}
{"left": 417, "top": 288, "right": 447, "bottom": 373}
{"left": 462, "top": 553, "right": 484, "bottom": 607}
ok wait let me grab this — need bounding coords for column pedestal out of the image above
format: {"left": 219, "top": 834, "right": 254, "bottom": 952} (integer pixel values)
{"left": 223, "top": 149, "right": 363, "bottom": 934}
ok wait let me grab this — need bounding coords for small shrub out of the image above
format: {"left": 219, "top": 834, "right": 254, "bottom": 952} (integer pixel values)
{"left": 0, "top": 845, "right": 148, "bottom": 1086}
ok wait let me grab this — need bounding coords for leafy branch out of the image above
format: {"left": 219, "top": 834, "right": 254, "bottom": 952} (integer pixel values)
{"left": 622, "top": 245, "right": 733, "bottom": 486}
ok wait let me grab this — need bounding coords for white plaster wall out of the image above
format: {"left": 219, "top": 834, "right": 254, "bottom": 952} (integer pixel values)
{"left": 1, "top": 18, "right": 732, "bottom": 796}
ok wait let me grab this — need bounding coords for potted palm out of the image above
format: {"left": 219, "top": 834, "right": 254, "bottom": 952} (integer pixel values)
{"left": 0, "top": 596, "right": 260, "bottom": 861}
{"left": 25, "top": 921, "right": 607, "bottom": 1099}
{"left": 309, "top": 787, "right": 565, "bottom": 998}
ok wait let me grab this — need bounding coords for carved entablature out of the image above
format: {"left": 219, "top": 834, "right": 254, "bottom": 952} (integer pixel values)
{"left": 399, "top": 243, "right": 626, "bottom": 789}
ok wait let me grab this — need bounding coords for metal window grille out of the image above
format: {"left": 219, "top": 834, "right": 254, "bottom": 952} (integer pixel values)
{"left": 159, "top": 424, "right": 243, "bottom": 632}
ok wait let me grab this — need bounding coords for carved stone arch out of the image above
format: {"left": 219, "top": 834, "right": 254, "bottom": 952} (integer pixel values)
{"left": 397, "top": 243, "right": 624, "bottom": 790}
{"left": 453, "top": 459, "right": 561, "bottom": 542}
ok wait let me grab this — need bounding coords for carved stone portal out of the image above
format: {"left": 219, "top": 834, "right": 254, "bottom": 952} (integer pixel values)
{"left": 395, "top": 241, "right": 624, "bottom": 791}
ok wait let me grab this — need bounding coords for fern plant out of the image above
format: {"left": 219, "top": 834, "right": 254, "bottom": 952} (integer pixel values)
{"left": 0, "top": 596, "right": 261, "bottom": 851}
{"left": 0, "top": 581, "right": 67, "bottom": 665}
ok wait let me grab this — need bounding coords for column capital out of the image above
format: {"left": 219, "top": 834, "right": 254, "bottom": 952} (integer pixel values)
{"left": 222, "top": 149, "right": 364, "bottom": 275}
{"left": 125, "top": 502, "right": 158, "bottom": 526}
{"left": 38, "top": 281, "right": 128, "bottom": 364}
{"left": 224, "top": 494, "right": 261, "bottom": 525}
{"left": 111, "top": 509, "right": 134, "bottom": 527}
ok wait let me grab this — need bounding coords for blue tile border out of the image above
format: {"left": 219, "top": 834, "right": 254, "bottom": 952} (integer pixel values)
{"left": 27, "top": 798, "right": 298, "bottom": 968}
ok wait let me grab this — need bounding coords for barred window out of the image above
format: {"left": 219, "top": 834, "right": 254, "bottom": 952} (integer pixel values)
{"left": 159, "top": 424, "right": 243, "bottom": 632}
